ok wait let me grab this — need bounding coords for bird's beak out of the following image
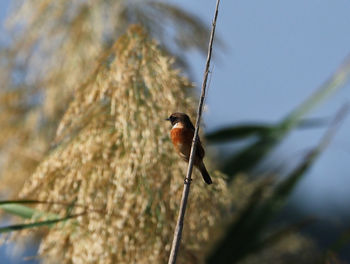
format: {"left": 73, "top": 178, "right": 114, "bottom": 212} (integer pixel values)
{"left": 165, "top": 117, "right": 170, "bottom": 121}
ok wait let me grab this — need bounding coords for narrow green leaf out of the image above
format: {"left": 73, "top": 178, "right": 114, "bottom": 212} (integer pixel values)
{"left": 205, "top": 124, "right": 273, "bottom": 142}
{"left": 221, "top": 134, "right": 280, "bottom": 177}
{"left": 206, "top": 105, "right": 348, "bottom": 264}
{"left": 0, "top": 199, "right": 105, "bottom": 217}
{"left": 0, "top": 204, "right": 36, "bottom": 219}
{"left": 282, "top": 56, "right": 350, "bottom": 129}
{"left": 0, "top": 213, "right": 81, "bottom": 234}
{"left": 207, "top": 150, "right": 324, "bottom": 263}
{"left": 0, "top": 200, "right": 58, "bottom": 219}
{"left": 220, "top": 57, "right": 350, "bottom": 178}
{"left": 205, "top": 118, "right": 327, "bottom": 144}
{"left": 206, "top": 178, "right": 272, "bottom": 264}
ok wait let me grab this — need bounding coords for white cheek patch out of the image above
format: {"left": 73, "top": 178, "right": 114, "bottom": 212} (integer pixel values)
{"left": 173, "top": 122, "right": 184, "bottom": 129}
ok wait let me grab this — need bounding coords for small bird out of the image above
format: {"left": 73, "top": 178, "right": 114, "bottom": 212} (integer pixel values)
{"left": 166, "top": 112, "right": 212, "bottom": 184}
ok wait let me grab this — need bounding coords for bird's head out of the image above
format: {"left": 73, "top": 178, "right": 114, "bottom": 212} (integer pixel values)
{"left": 166, "top": 112, "right": 194, "bottom": 129}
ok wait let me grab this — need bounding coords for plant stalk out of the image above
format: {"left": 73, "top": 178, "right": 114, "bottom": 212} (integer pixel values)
{"left": 167, "top": 1, "right": 221, "bottom": 263}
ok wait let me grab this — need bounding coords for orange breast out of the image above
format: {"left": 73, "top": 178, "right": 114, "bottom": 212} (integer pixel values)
{"left": 170, "top": 128, "right": 193, "bottom": 161}
{"left": 171, "top": 128, "right": 193, "bottom": 145}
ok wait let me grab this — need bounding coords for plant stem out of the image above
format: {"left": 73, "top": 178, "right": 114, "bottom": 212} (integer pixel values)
{"left": 167, "top": 1, "right": 221, "bottom": 263}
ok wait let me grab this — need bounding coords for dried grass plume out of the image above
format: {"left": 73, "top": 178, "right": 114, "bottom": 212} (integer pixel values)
{"left": 19, "top": 25, "right": 229, "bottom": 264}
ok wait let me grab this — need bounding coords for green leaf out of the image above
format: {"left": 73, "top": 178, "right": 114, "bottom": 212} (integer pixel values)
{"left": 206, "top": 178, "right": 272, "bottom": 264}
{"left": 282, "top": 56, "right": 350, "bottom": 129}
{"left": 207, "top": 150, "right": 322, "bottom": 263}
{"left": 206, "top": 106, "right": 348, "bottom": 264}
{"left": 250, "top": 104, "right": 348, "bottom": 235}
{"left": 0, "top": 204, "right": 36, "bottom": 219}
{"left": 218, "top": 56, "right": 350, "bottom": 179}
{"left": 0, "top": 213, "right": 81, "bottom": 233}
{"left": 0, "top": 200, "right": 58, "bottom": 219}
{"left": 221, "top": 134, "right": 280, "bottom": 177}
{"left": 205, "top": 118, "right": 327, "bottom": 143}
{"left": 205, "top": 124, "right": 273, "bottom": 142}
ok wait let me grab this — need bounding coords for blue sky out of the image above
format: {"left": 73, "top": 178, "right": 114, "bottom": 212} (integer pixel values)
{"left": 171, "top": 0, "right": 350, "bottom": 218}
{"left": 1, "top": 0, "right": 350, "bottom": 262}
{"left": 1, "top": 0, "right": 349, "bottom": 215}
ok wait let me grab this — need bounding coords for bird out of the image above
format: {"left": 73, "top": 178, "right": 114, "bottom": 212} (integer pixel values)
{"left": 166, "top": 112, "right": 212, "bottom": 184}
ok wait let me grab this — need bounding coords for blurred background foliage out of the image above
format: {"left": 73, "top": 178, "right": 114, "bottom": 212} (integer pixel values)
{"left": 0, "top": 0, "right": 349, "bottom": 263}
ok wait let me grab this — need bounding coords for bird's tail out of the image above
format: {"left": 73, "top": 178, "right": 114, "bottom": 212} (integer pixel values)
{"left": 198, "top": 162, "right": 212, "bottom": 185}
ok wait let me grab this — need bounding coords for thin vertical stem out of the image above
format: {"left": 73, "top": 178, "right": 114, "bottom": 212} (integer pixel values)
{"left": 167, "top": 1, "right": 221, "bottom": 263}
